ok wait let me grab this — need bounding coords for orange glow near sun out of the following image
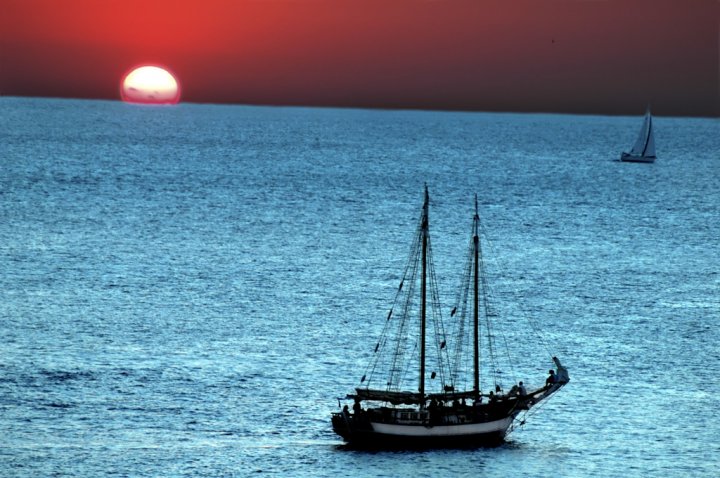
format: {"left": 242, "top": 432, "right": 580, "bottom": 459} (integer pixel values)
{"left": 121, "top": 65, "right": 180, "bottom": 104}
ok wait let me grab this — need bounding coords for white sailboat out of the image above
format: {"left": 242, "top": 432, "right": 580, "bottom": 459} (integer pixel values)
{"left": 331, "top": 186, "right": 569, "bottom": 448}
{"left": 620, "top": 107, "right": 656, "bottom": 163}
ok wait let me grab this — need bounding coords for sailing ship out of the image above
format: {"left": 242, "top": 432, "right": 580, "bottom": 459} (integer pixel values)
{"left": 331, "top": 186, "right": 569, "bottom": 447}
{"left": 620, "top": 107, "right": 656, "bottom": 163}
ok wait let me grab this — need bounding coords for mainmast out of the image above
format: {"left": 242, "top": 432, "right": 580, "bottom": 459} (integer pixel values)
{"left": 419, "top": 185, "right": 429, "bottom": 402}
{"left": 472, "top": 195, "right": 480, "bottom": 396}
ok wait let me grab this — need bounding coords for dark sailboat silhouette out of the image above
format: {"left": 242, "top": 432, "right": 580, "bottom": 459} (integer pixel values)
{"left": 331, "top": 186, "right": 569, "bottom": 447}
{"left": 620, "top": 107, "right": 656, "bottom": 163}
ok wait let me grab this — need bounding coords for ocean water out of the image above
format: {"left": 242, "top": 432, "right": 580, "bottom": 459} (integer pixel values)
{"left": 1, "top": 97, "right": 719, "bottom": 477}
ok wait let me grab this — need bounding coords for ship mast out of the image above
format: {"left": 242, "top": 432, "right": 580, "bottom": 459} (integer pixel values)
{"left": 473, "top": 195, "right": 480, "bottom": 397}
{"left": 419, "top": 185, "right": 429, "bottom": 402}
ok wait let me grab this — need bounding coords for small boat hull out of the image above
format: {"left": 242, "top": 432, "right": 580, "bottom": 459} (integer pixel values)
{"left": 620, "top": 151, "right": 655, "bottom": 163}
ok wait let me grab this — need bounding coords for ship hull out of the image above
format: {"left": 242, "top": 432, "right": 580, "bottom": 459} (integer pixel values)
{"left": 332, "top": 412, "right": 515, "bottom": 448}
{"left": 332, "top": 382, "right": 568, "bottom": 448}
{"left": 620, "top": 152, "right": 655, "bottom": 163}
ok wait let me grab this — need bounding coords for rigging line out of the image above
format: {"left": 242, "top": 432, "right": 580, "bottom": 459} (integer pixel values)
{"left": 480, "top": 221, "right": 554, "bottom": 358}
{"left": 516, "top": 388, "right": 563, "bottom": 429}
{"left": 394, "top": 315, "right": 420, "bottom": 392}
{"left": 452, "top": 206, "right": 480, "bottom": 388}
{"left": 508, "top": 410, "right": 531, "bottom": 434}
{"left": 508, "top": 388, "right": 565, "bottom": 434}
{"left": 497, "top": 326, "right": 518, "bottom": 384}
{"left": 363, "top": 268, "right": 412, "bottom": 388}
{"left": 394, "top": 249, "right": 421, "bottom": 390}
{"left": 361, "top": 243, "right": 417, "bottom": 388}
{"left": 451, "top": 227, "right": 475, "bottom": 316}
{"left": 385, "top": 207, "right": 428, "bottom": 389}
{"left": 451, "top": 296, "right": 471, "bottom": 391}
{"left": 362, "top": 214, "right": 425, "bottom": 390}
{"left": 483, "top": 317, "right": 498, "bottom": 388}
{"left": 400, "top": 206, "right": 425, "bottom": 284}
{"left": 478, "top": 247, "right": 518, "bottom": 383}
{"left": 389, "top": 259, "right": 418, "bottom": 389}
{"left": 480, "top": 263, "right": 518, "bottom": 385}
{"left": 477, "top": 225, "right": 502, "bottom": 389}
{"left": 449, "top": 229, "right": 474, "bottom": 386}
{"left": 364, "top": 301, "right": 402, "bottom": 387}
{"left": 396, "top": 283, "right": 418, "bottom": 389}
{"left": 451, "top": 299, "right": 469, "bottom": 385}
{"left": 427, "top": 239, "right": 451, "bottom": 387}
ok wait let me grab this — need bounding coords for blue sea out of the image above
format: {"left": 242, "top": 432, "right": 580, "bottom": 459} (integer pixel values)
{"left": 1, "top": 97, "right": 719, "bottom": 477}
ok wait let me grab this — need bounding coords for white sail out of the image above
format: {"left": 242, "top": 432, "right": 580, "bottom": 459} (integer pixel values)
{"left": 643, "top": 112, "right": 656, "bottom": 157}
{"left": 629, "top": 109, "right": 652, "bottom": 156}
{"left": 621, "top": 107, "right": 656, "bottom": 162}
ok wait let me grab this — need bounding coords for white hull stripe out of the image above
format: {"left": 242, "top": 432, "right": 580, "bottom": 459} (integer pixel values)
{"left": 370, "top": 417, "right": 513, "bottom": 437}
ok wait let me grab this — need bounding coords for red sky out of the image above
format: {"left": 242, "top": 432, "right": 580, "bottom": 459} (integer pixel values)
{"left": 1, "top": 0, "right": 718, "bottom": 116}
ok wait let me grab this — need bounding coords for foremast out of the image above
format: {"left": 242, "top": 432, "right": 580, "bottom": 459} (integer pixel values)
{"left": 419, "top": 185, "right": 429, "bottom": 403}
{"left": 472, "top": 195, "right": 480, "bottom": 398}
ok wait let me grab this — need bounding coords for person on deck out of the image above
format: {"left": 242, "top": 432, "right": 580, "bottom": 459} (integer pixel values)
{"left": 518, "top": 381, "right": 527, "bottom": 397}
{"left": 545, "top": 369, "right": 557, "bottom": 387}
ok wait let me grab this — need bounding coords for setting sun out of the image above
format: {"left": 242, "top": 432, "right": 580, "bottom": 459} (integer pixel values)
{"left": 121, "top": 65, "right": 180, "bottom": 104}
